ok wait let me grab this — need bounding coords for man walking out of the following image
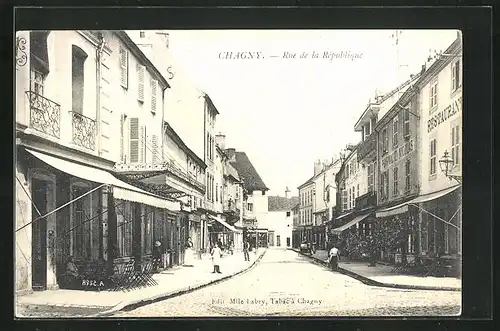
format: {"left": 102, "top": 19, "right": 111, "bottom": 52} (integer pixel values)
{"left": 329, "top": 245, "right": 339, "bottom": 271}
{"left": 243, "top": 240, "right": 250, "bottom": 261}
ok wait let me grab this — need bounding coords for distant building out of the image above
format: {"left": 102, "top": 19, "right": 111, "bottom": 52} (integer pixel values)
{"left": 261, "top": 195, "right": 299, "bottom": 248}
{"left": 226, "top": 148, "right": 269, "bottom": 248}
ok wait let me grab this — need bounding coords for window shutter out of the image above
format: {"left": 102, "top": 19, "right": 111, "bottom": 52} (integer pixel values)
{"left": 120, "top": 114, "right": 125, "bottom": 162}
{"left": 451, "top": 63, "right": 456, "bottom": 90}
{"left": 137, "top": 65, "right": 145, "bottom": 102}
{"left": 152, "top": 134, "right": 158, "bottom": 164}
{"left": 151, "top": 79, "right": 157, "bottom": 113}
{"left": 119, "top": 46, "right": 128, "bottom": 89}
{"left": 140, "top": 125, "right": 146, "bottom": 163}
{"left": 129, "top": 117, "right": 139, "bottom": 163}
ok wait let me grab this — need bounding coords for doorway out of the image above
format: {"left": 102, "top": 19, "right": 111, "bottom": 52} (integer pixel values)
{"left": 286, "top": 237, "right": 291, "bottom": 247}
{"left": 31, "top": 178, "right": 48, "bottom": 291}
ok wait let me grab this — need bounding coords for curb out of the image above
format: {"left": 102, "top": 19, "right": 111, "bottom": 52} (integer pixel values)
{"left": 92, "top": 249, "right": 267, "bottom": 317}
{"left": 290, "top": 249, "right": 461, "bottom": 292}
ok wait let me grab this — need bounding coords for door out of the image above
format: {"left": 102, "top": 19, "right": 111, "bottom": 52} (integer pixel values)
{"left": 32, "top": 178, "right": 48, "bottom": 291}
{"left": 286, "top": 237, "right": 291, "bottom": 247}
{"left": 276, "top": 235, "right": 281, "bottom": 247}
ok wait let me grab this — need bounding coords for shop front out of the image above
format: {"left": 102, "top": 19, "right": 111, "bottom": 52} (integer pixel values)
{"left": 17, "top": 147, "right": 181, "bottom": 292}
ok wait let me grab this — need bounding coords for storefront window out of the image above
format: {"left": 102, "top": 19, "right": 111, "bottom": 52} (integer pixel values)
{"left": 116, "top": 200, "right": 134, "bottom": 257}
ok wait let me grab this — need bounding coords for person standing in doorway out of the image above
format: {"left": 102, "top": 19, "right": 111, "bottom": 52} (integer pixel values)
{"left": 211, "top": 242, "right": 222, "bottom": 274}
{"left": 243, "top": 240, "right": 250, "bottom": 261}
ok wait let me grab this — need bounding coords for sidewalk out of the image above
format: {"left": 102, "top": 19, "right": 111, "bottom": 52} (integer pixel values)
{"left": 293, "top": 249, "right": 461, "bottom": 291}
{"left": 16, "top": 249, "right": 266, "bottom": 317}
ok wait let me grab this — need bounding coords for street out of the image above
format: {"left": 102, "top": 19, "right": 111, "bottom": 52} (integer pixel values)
{"left": 115, "top": 249, "right": 461, "bottom": 317}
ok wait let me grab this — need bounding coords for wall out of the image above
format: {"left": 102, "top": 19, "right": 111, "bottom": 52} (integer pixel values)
{"left": 213, "top": 150, "right": 224, "bottom": 213}
{"left": 127, "top": 30, "right": 205, "bottom": 161}
{"left": 419, "top": 60, "right": 462, "bottom": 195}
{"left": 260, "top": 211, "right": 293, "bottom": 247}
{"left": 15, "top": 164, "right": 32, "bottom": 293}
{"left": 298, "top": 183, "right": 314, "bottom": 226}
{"left": 342, "top": 150, "right": 368, "bottom": 211}
{"left": 252, "top": 190, "right": 269, "bottom": 228}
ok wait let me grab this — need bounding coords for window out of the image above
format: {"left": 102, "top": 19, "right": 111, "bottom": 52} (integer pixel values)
{"left": 30, "top": 69, "right": 45, "bottom": 96}
{"left": 392, "top": 117, "right": 399, "bottom": 147}
{"left": 451, "top": 60, "right": 461, "bottom": 92}
{"left": 356, "top": 184, "right": 359, "bottom": 198}
{"left": 152, "top": 135, "right": 159, "bottom": 163}
{"left": 342, "top": 190, "right": 348, "bottom": 211}
{"left": 119, "top": 114, "right": 127, "bottom": 163}
{"left": 368, "top": 163, "right": 374, "bottom": 192}
{"left": 137, "top": 65, "right": 145, "bottom": 102}
{"left": 247, "top": 203, "right": 253, "bottom": 212}
{"left": 347, "top": 188, "right": 351, "bottom": 209}
{"left": 119, "top": 46, "right": 128, "bottom": 89}
{"left": 143, "top": 206, "right": 153, "bottom": 255}
{"left": 365, "top": 120, "right": 371, "bottom": 137}
{"left": 345, "top": 165, "right": 349, "bottom": 178}
{"left": 380, "top": 171, "right": 389, "bottom": 200}
{"left": 286, "top": 211, "right": 291, "bottom": 217}
{"left": 430, "top": 81, "right": 438, "bottom": 110}
{"left": 405, "top": 160, "right": 411, "bottom": 192}
{"left": 382, "top": 128, "right": 388, "bottom": 153}
{"left": 451, "top": 124, "right": 460, "bottom": 166}
{"left": 277, "top": 235, "right": 281, "bottom": 247}
{"left": 403, "top": 107, "right": 410, "bottom": 138}
{"left": 71, "top": 46, "right": 87, "bottom": 114}
{"left": 215, "top": 185, "right": 218, "bottom": 202}
{"left": 430, "top": 138, "right": 437, "bottom": 175}
{"left": 129, "top": 118, "right": 140, "bottom": 163}
{"left": 140, "top": 31, "right": 146, "bottom": 38}
{"left": 393, "top": 167, "right": 399, "bottom": 196}
{"left": 151, "top": 79, "right": 158, "bottom": 114}
{"left": 352, "top": 186, "right": 355, "bottom": 208}
{"left": 116, "top": 201, "right": 134, "bottom": 257}
{"left": 30, "top": 31, "right": 50, "bottom": 76}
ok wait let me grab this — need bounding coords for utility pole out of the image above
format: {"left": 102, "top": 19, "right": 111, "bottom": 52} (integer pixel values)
{"left": 391, "top": 30, "right": 408, "bottom": 95}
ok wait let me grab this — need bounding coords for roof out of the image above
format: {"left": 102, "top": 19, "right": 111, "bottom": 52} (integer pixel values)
{"left": 114, "top": 30, "right": 170, "bottom": 89}
{"left": 297, "top": 174, "right": 317, "bottom": 190}
{"left": 229, "top": 151, "right": 269, "bottom": 192}
{"left": 225, "top": 163, "right": 240, "bottom": 182}
{"left": 204, "top": 93, "right": 220, "bottom": 115}
{"left": 268, "top": 196, "right": 300, "bottom": 212}
{"left": 164, "top": 122, "right": 207, "bottom": 169}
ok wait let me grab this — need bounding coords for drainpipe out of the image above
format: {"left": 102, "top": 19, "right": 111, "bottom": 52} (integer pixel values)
{"left": 96, "top": 33, "right": 105, "bottom": 156}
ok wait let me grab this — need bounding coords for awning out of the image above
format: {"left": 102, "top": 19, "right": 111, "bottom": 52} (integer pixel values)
{"left": 410, "top": 185, "right": 461, "bottom": 204}
{"left": 335, "top": 211, "right": 354, "bottom": 221}
{"left": 208, "top": 215, "right": 242, "bottom": 233}
{"left": 26, "top": 148, "right": 181, "bottom": 211}
{"left": 376, "top": 202, "right": 409, "bottom": 218}
{"left": 331, "top": 213, "right": 371, "bottom": 234}
{"left": 376, "top": 185, "right": 461, "bottom": 218}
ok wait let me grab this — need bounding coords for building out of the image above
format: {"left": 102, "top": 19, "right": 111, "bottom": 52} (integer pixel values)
{"left": 312, "top": 159, "right": 341, "bottom": 249}
{"left": 261, "top": 194, "right": 299, "bottom": 248}
{"left": 15, "top": 30, "right": 182, "bottom": 293}
{"left": 226, "top": 148, "right": 269, "bottom": 248}
{"left": 297, "top": 173, "right": 316, "bottom": 245}
{"left": 291, "top": 202, "right": 300, "bottom": 247}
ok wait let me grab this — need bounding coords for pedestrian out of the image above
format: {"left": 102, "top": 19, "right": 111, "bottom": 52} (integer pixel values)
{"left": 211, "top": 242, "right": 222, "bottom": 274}
{"left": 153, "top": 240, "right": 163, "bottom": 272}
{"left": 243, "top": 240, "right": 250, "bottom": 261}
{"left": 329, "top": 245, "right": 339, "bottom": 271}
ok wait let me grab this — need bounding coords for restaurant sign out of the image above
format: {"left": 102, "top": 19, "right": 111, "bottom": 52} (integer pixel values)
{"left": 427, "top": 96, "right": 462, "bottom": 133}
{"left": 381, "top": 139, "right": 414, "bottom": 170}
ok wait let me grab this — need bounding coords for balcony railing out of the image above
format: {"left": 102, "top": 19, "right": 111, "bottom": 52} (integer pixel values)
{"left": 357, "top": 133, "right": 377, "bottom": 162}
{"left": 70, "top": 111, "right": 96, "bottom": 151}
{"left": 355, "top": 191, "right": 377, "bottom": 210}
{"left": 26, "top": 91, "right": 61, "bottom": 138}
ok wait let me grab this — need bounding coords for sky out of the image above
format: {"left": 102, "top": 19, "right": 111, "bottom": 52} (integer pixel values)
{"left": 163, "top": 29, "right": 459, "bottom": 197}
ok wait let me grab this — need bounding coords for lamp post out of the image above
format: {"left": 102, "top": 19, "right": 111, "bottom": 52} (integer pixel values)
{"left": 438, "top": 150, "right": 462, "bottom": 184}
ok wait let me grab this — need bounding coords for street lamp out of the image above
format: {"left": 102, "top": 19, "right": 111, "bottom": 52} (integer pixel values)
{"left": 438, "top": 150, "right": 462, "bottom": 183}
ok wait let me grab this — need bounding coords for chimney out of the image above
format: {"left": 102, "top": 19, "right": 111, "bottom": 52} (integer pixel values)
{"left": 285, "top": 186, "right": 290, "bottom": 198}
{"left": 215, "top": 133, "right": 226, "bottom": 150}
{"left": 314, "top": 159, "right": 322, "bottom": 176}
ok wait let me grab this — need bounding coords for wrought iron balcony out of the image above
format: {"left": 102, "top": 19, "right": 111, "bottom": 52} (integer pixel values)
{"left": 357, "top": 133, "right": 377, "bottom": 162}
{"left": 355, "top": 191, "right": 377, "bottom": 210}
{"left": 70, "top": 111, "right": 96, "bottom": 151}
{"left": 26, "top": 91, "right": 61, "bottom": 138}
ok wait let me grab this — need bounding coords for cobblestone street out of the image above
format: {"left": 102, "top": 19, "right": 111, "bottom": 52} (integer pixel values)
{"left": 115, "top": 249, "right": 461, "bottom": 317}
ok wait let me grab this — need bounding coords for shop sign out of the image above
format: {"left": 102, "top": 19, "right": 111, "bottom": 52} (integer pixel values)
{"left": 381, "top": 139, "right": 414, "bottom": 170}
{"left": 427, "top": 96, "right": 462, "bottom": 133}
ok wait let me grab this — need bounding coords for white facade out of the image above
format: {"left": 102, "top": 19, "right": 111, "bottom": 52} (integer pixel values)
{"left": 340, "top": 149, "right": 368, "bottom": 213}
{"left": 419, "top": 56, "right": 462, "bottom": 195}
{"left": 260, "top": 211, "right": 294, "bottom": 248}
{"left": 313, "top": 160, "right": 341, "bottom": 223}
{"left": 298, "top": 182, "right": 315, "bottom": 227}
